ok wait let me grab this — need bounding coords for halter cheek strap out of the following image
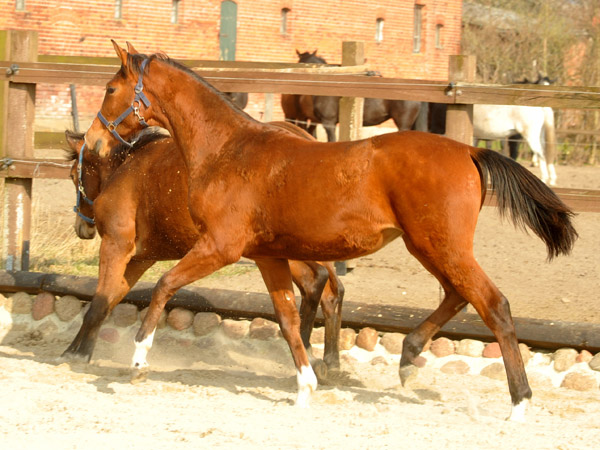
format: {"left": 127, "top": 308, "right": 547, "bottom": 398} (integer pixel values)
{"left": 97, "top": 58, "right": 151, "bottom": 148}
{"left": 73, "top": 142, "right": 96, "bottom": 225}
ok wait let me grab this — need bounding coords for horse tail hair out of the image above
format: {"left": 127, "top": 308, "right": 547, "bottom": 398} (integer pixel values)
{"left": 542, "top": 107, "right": 557, "bottom": 165}
{"left": 470, "top": 147, "right": 577, "bottom": 260}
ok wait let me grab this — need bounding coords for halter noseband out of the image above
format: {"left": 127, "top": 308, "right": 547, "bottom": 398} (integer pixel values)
{"left": 97, "top": 58, "right": 151, "bottom": 148}
{"left": 73, "top": 142, "right": 95, "bottom": 225}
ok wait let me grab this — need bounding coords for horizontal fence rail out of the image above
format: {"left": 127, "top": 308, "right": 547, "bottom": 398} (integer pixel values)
{"left": 3, "top": 60, "right": 600, "bottom": 108}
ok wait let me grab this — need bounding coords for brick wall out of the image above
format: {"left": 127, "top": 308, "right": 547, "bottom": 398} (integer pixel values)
{"left": 1, "top": 0, "right": 463, "bottom": 130}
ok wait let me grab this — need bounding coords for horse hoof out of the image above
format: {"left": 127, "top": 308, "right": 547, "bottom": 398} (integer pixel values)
{"left": 399, "top": 364, "right": 419, "bottom": 387}
{"left": 312, "top": 359, "right": 328, "bottom": 381}
{"left": 59, "top": 350, "right": 91, "bottom": 364}
{"left": 131, "top": 367, "right": 149, "bottom": 384}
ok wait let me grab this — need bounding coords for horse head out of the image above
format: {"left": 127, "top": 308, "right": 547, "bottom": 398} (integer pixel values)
{"left": 65, "top": 130, "right": 103, "bottom": 239}
{"left": 295, "top": 49, "right": 326, "bottom": 64}
{"left": 84, "top": 41, "right": 162, "bottom": 158}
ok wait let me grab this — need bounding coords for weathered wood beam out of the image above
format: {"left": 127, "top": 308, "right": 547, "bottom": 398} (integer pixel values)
{"left": 1, "top": 270, "right": 599, "bottom": 352}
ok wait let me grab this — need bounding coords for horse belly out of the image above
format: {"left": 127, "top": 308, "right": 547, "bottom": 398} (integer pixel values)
{"left": 247, "top": 223, "right": 403, "bottom": 261}
{"left": 473, "top": 105, "right": 516, "bottom": 139}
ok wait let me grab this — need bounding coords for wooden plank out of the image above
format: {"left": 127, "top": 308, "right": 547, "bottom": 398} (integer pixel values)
{"left": 39, "top": 54, "right": 341, "bottom": 70}
{"left": 455, "top": 82, "right": 600, "bottom": 109}
{"left": 0, "top": 61, "right": 456, "bottom": 103}
{"left": 1, "top": 270, "right": 599, "bottom": 352}
{"left": 0, "top": 158, "right": 71, "bottom": 179}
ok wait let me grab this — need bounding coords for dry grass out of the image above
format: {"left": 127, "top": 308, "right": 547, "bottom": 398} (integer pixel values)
{"left": 26, "top": 201, "right": 257, "bottom": 284}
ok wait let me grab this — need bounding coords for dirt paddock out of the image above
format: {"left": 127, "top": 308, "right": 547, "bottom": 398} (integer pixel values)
{"left": 0, "top": 161, "right": 599, "bottom": 448}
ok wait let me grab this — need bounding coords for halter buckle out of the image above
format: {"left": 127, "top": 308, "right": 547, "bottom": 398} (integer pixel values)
{"left": 107, "top": 122, "right": 116, "bottom": 131}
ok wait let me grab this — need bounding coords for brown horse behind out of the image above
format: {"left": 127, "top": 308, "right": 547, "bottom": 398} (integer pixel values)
{"left": 62, "top": 124, "right": 344, "bottom": 375}
{"left": 84, "top": 42, "right": 577, "bottom": 418}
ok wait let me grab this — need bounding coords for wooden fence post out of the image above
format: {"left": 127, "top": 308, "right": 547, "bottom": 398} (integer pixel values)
{"left": 338, "top": 41, "right": 365, "bottom": 142}
{"left": 336, "top": 41, "right": 365, "bottom": 275}
{"left": 445, "top": 55, "right": 476, "bottom": 145}
{"left": 1, "top": 30, "right": 38, "bottom": 271}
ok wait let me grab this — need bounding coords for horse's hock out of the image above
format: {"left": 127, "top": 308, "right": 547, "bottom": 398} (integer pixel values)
{"left": 1, "top": 291, "right": 599, "bottom": 392}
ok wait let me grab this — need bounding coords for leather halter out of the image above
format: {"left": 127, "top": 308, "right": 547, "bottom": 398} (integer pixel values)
{"left": 73, "top": 142, "right": 95, "bottom": 225}
{"left": 97, "top": 58, "right": 151, "bottom": 147}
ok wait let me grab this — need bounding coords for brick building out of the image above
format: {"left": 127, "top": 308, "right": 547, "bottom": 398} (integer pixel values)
{"left": 1, "top": 0, "right": 463, "bottom": 130}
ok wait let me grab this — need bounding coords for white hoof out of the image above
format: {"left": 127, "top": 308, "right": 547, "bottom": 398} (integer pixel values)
{"left": 131, "top": 329, "right": 155, "bottom": 370}
{"left": 295, "top": 365, "right": 318, "bottom": 408}
{"left": 506, "top": 398, "right": 529, "bottom": 422}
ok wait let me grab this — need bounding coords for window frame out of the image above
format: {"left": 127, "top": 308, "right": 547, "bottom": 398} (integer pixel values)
{"left": 413, "top": 5, "right": 424, "bottom": 53}
{"left": 375, "top": 18, "right": 384, "bottom": 43}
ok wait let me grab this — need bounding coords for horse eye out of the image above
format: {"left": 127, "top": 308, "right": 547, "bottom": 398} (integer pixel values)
{"left": 107, "top": 86, "right": 116, "bottom": 94}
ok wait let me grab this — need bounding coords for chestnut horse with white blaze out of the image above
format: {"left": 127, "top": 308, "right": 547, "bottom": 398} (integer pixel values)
{"left": 84, "top": 41, "right": 577, "bottom": 419}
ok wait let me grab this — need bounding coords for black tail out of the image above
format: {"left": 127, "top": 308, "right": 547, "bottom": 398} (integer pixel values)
{"left": 471, "top": 148, "right": 578, "bottom": 260}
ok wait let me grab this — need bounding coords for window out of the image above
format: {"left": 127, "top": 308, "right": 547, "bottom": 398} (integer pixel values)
{"left": 15, "top": 0, "right": 25, "bottom": 11}
{"left": 281, "top": 8, "right": 290, "bottom": 36}
{"left": 413, "top": 5, "right": 423, "bottom": 53}
{"left": 114, "top": 0, "right": 122, "bottom": 19}
{"left": 375, "top": 18, "right": 384, "bottom": 43}
{"left": 435, "top": 24, "right": 443, "bottom": 49}
{"left": 171, "top": 0, "right": 180, "bottom": 24}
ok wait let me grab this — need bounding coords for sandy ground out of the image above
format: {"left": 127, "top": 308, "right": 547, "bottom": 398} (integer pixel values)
{"left": 0, "top": 153, "right": 598, "bottom": 448}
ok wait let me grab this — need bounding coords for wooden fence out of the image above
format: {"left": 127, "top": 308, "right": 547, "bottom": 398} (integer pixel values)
{"left": 1, "top": 30, "right": 600, "bottom": 272}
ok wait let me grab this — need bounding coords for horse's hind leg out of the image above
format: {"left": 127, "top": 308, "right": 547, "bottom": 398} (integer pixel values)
{"left": 400, "top": 232, "right": 531, "bottom": 421}
{"left": 318, "top": 262, "right": 344, "bottom": 370}
{"left": 291, "top": 261, "right": 344, "bottom": 374}
{"left": 255, "top": 258, "right": 317, "bottom": 407}
{"left": 290, "top": 261, "right": 329, "bottom": 377}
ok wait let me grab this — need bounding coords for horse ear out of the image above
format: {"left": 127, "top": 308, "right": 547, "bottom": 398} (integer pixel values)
{"left": 296, "top": 49, "right": 300, "bottom": 56}
{"left": 126, "top": 41, "right": 139, "bottom": 55}
{"left": 64, "top": 130, "right": 84, "bottom": 152}
{"left": 112, "top": 40, "right": 129, "bottom": 67}
{"left": 312, "top": 49, "right": 318, "bottom": 56}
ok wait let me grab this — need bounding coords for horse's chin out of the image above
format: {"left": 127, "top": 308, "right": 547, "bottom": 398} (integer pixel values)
{"left": 75, "top": 219, "right": 96, "bottom": 240}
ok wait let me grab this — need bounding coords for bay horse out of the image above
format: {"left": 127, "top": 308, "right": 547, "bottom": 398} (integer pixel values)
{"left": 84, "top": 41, "right": 577, "bottom": 419}
{"left": 281, "top": 50, "right": 422, "bottom": 142}
{"left": 62, "top": 124, "right": 344, "bottom": 374}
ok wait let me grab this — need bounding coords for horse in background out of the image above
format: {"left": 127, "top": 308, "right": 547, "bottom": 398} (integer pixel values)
{"left": 281, "top": 50, "right": 422, "bottom": 142}
{"left": 62, "top": 124, "right": 344, "bottom": 376}
{"left": 423, "top": 74, "right": 558, "bottom": 185}
{"left": 507, "top": 75, "right": 555, "bottom": 162}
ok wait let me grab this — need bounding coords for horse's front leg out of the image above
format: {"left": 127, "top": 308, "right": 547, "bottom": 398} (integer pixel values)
{"left": 255, "top": 258, "right": 317, "bottom": 408}
{"left": 131, "top": 236, "right": 236, "bottom": 377}
{"left": 62, "top": 240, "right": 152, "bottom": 362}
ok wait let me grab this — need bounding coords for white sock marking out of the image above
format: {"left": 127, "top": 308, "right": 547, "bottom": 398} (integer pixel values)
{"left": 132, "top": 329, "right": 156, "bottom": 369}
{"left": 507, "top": 398, "right": 529, "bottom": 422}
{"left": 295, "top": 364, "right": 318, "bottom": 408}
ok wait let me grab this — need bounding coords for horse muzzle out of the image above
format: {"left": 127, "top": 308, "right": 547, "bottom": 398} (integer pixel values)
{"left": 75, "top": 216, "right": 97, "bottom": 240}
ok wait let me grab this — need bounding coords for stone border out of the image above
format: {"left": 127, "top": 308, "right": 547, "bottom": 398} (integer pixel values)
{"left": 1, "top": 291, "right": 599, "bottom": 392}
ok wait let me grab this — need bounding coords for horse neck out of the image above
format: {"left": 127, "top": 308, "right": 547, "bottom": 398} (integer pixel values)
{"left": 147, "top": 61, "right": 252, "bottom": 167}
